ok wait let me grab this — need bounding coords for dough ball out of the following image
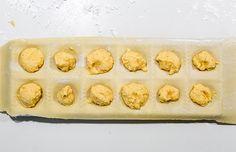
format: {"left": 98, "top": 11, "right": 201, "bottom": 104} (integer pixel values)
{"left": 155, "top": 51, "right": 181, "bottom": 75}
{"left": 192, "top": 51, "right": 218, "bottom": 71}
{"left": 88, "top": 84, "right": 113, "bottom": 106}
{"left": 57, "top": 85, "right": 75, "bottom": 106}
{"left": 86, "top": 48, "right": 114, "bottom": 74}
{"left": 121, "top": 82, "right": 149, "bottom": 109}
{"left": 121, "top": 49, "right": 147, "bottom": 72}
{"left": 189, "top": 83, "right": 213, "bottom": 106}
{"left": 19, "top": 48, "right": 44, "bottom": 73}
{"left": 17, "top": 82, "right": 42, "bottom": 108}
{"left": 54, "top": 49, "right": 76, "bottom": 72}
{"left": 158, "top": 85, "right": 180, "bottom": 103}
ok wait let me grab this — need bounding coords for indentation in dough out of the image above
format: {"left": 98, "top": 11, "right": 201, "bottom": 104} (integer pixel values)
{"left": 156, "top": 51, "right": 181, "bottom": 75}
{"left": 86, "top": 48, "right": 114, "bottom": 74}
{"left": 17, "top": 82, "right": 42, "bottom": 108}
{"left": 192, "top": 51, "right": 218, "bottom": 71}
{"left": 158, "top": 85, "right": 180, "bottom": 103}
{"left": 88, "top": 84, "right": 113, "bottom": 106}
{"left": 189, "top": 83, "right": 213, "bottom": 106}
{"left": 54, "top": 48, "right": 76, "bottom": 72}
{"left": 57, "top": 85, "right": 75, "bottom": 106}
{"left": 121, "top": 49, "right": 147, "bottom": 72}
{"left": 121, "top": 82, "right": 149, "bottom": 110}
{"left": 19, "top": 47, "right": 44, "bottom": 73}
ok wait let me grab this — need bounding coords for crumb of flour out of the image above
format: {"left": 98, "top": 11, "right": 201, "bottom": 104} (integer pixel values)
{"left": 8, "top": 20, "right": 16, "bottom": 27}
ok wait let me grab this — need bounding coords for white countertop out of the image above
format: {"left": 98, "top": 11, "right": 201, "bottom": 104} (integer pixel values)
{"left": 0, "top": 0, "right": 236, "bottom": 152}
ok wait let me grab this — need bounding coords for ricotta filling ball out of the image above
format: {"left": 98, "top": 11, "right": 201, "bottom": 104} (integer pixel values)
{"left": 121, "top": 82, "right": 149, "bottom": 109}
{"left": 17, "top": 82, "right": 42, "bottom": 108}
{"left": 158, "top": 85, "right": 180, "bottom": 103}
{"left": 19, "top": 48, "right": 44, "bottom": 73}
{"left": 54, "top": 49, "right": 76, "bottom": 72}
{"left": 192, "top": 51, "right": 218, "bottom": 71}
{"left": 121, "top": 49, "right": 147, "bottom": 72}
{"left": 86, "top": 48, "right": 114, "bottom": 74}
{"left": 57, "top": 85, "right": 75, "bottom": 106}
{"left": 189, "top": 83, "right": 213, "bottom": 106}
{"left": 156, "top": 51, "right": 181, "bottom": 75}
{"left": 88, "top": 84, "right": 113, "bottom": 106}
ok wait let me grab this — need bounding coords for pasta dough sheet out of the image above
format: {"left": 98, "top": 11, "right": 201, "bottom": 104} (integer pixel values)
{"left": 0, "top": 37, "right": 234, "bottom": 124}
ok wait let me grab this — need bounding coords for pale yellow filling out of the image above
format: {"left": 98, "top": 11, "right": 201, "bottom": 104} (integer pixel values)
{"left": 121, "top": 49, "right": 147, "bottom": 72}
{"left": 17, "top": 82, "right": 42, "bottom": 108}
{"left": 19, "top": 48, "right": 44, "bottom": 73}
{"left": 156, "top": 51, "right": 181, "bottom": 75}
{"left": 121, "top": 82, "right": 149, "bottom": 109}
{"left": 88, "top": 84, "right": 113, "bottom": 106}
{"left": 158, "top": 85, "right": 180, "bottom": 103}
{"left": 54, "top": 49, "right": 76, "bottom": 72}
{"left": 192, "top": 51, "right": 218, "bottom": 71}
{"left": 86, "top": 48, "right": 114, "bottom": 74}
{"left": 57, "top": 85, "right": 75, "bottom": 106}
{"left": 189, "top": 83, "right": 213, "bottom": 106}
